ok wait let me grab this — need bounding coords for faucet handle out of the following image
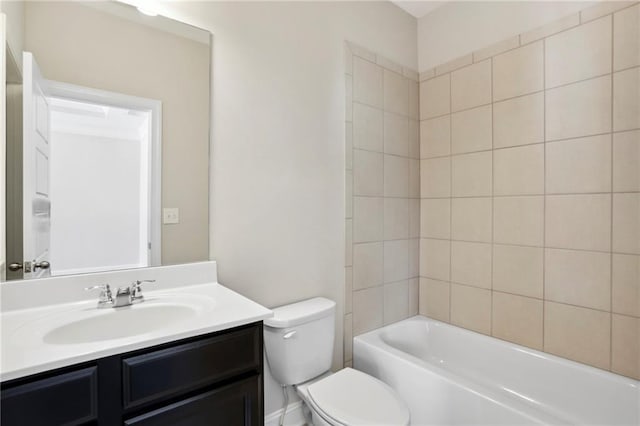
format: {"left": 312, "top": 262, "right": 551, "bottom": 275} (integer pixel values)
{"left": 85, "top": 284, "right": 112, "bottom": 302}
{"left": 131, "top": 279, "right": 155, "bottom": 299}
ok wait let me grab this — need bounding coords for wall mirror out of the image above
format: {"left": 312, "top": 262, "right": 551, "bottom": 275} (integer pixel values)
{"left": 4, "top": 1, "right": 211, "bottom": 281}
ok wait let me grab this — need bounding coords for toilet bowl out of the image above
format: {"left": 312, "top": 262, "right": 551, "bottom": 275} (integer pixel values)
{"left": 263, "top": 297, "right": 410, "bottom": 426}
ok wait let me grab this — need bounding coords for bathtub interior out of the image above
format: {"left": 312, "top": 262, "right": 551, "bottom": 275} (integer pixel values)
{"left": 356, "top": 316, "right": 640, "bottom": 425}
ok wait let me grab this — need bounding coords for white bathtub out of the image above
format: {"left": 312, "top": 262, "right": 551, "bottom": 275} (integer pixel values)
{"left": 354, "top": 316, "right": 639, "bottom": 425}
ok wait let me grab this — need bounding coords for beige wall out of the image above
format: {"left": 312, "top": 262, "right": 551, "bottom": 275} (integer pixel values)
{"left": 344, "top": 43, "right": 420, "bottom": 365}
{"left": 419, "top": 2, "right": 639, "bottom": 380}
{"left": 152, "top": 0, "right": 418, "bottom": 416}
{"left": 23, "top": 1, "right": 210, "bottom": 265}
{"left": 0, "top": 0, "right": 24, "bottom": 72}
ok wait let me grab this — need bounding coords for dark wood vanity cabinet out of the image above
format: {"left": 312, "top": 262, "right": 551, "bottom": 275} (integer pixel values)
{"left": 1, "top": 322, "right": 264, "bottom": 426}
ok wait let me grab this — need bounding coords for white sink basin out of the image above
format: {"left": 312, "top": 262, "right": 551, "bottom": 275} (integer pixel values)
{"left": 44, "top": 304, "right": 198, "bottom": 344}
{"left": 10, "top": 293, "right": 216, "bottom": 346}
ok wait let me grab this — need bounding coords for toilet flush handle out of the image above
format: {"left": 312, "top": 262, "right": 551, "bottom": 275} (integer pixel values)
{"left": 283, "top": 330, "right": 297, "bottom": 339}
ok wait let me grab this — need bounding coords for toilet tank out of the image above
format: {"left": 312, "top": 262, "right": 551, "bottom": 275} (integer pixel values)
{"left": 263, "top": 297, "right": 336, "bottom": 385}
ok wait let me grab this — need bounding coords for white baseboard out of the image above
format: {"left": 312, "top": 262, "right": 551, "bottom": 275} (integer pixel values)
{"left": 264, "top": 401, "right": 306, "bottom": 426}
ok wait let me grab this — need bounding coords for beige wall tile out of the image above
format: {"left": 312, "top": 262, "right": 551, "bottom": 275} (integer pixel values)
{"left": 353, "top": 286, "right": 384, "bottom": 335}
{"left": 493, "top": 92, "right": 544, "bottom": 149}
{"left": 353, "top": 56, "right": 383, "bottom": 108}
{"left": 614, "top": 4, "right": 640, "bottom": 71}
{"left": 419, "top": 278, "right": 450, "bottom": 322}
{"left": 353, "top": 149, "right": 383, "bottom": 196}
{"left": 421, "top": 198, "right": 451, "bottom": 239}
{"left": 492, "top": 292, "right": 543, "bottom": 350}
{"left": 546, "top": 75, "right": 612, "bottom": 141}
{"left": 409, "top": 277, "right": 419, "bottom": 315}
{"left": 384, "top": 239, "right": 410, "bottom": 283}
{"left": 546, "top": 135, "right": 612, "bottom": 194}
{"left": 494, "top": 144, "right": 544, "bottom": 196}
{"left": 473, "top": 36, "right": 519, "bottom": 62}
{"left": 613, "top": 130, "right": 640, "bottom": 192}
{"left": 384, "top": 280, "right": 410, "bottom": 325}
{"left": 451, "top": 60, "right": 492, "bottom": 112}
{"left": 353, "top": 102, "right": 383, "bottom": 152}
{"left": 384, "top": 113, "right": 409, "bottom": 157}
{"left": 346, "top": 219, "right": 352, "bottom": 266}
{"left": 409, "top": 198, "right": 420, "bottom": 239}
{"left": 544, "top": 302, "right": 611, "bottom": 370}
{"left": 546, "top": 194, "right": 612, "bottom": 252}
{"left": 384, "top": 155, "right": 409, "bottom": 198}
{"left": 421, "top": 115, "right": 450, "bottom": 158}
{"left": 612, "top": 254, "right": 640, "bottom": 317}
{"left": 520, "top": 14, "right": 580, "bottom": 45}
{"left": 451, "top": 241, "right": 492, "bottom": 289}
{"left": 346, "top": 74, "right": 353, "bottom": 121}
{"left": 420, "top": 74, "right": 450, "bottom": 119}
{"left": 614, "top": 68, "right": 640, "bottom": 132}
{"left": 494, "top": 196, "right": 544, "bottom": 246}
{"left": 345, "top": 122, "right": 353, "bottom": 170}
{"left": 409, "top": 119, "right": 420, "bottom": 159}
{"left": 409, "top": 238, "right": 420, "bottom": 277}
{"left": 613, "top": 193, "right": 640, "bottom": 254}
{"left": 384, "top": 198, "right": 409, "bottom": 240}
{"left": 545, "top": 248, "right": 611, "bottom": 311}
{"left": 493, "top": 41, "right": 544, "bottom": 101}
{"left": 384, "top": 69, "right": 408, "bottom": 116}
{"left": 345, "top": 267, "right": 353, "bottom": 314}
{"left": 612, "top": 314, "right": 640, "bottom": 379}
{"left": 582, "top": 1, "right": 637, "bottom": 23}
{"left": 451, "top": 197, "right": 492, "bottom": 243}
{"left": 546, "top": 16, "right": 612, "bottom": 88}
{"left": 493, "top": 244, "right": 543, "bottom": 298}
{"left": 451, "top": 105, "right": 492, "bottom": 154}
{"left": 421, "top": 157, "right": 451, "bottom": 198}
{"left": 346, "top": 171, "right": 353, "bottom": 219}
{"left": 420, "top": 238, "right": 450, "bottom": 281}
{"left": 353, "top": 196, "right": 383, "bottom": 243}
{"left": 409, "top": 158, "right": 420, "bottom": 198}
{"left": 451, "top": 284, "right": 492, "bottom": 335}
{"left": 435, "top": 54, "right": 473, "bottom": 76}
{"left": 353, "top": 242, "right": 383, "bottom": 290}
{"left": 452, "top": 151, "right": 492, "bottom": 197}
{"left": 344, "top": 313, "right": 353, "bottom": 361}
{"left": 409, "top": 80, "right": 420, "bottom": 120}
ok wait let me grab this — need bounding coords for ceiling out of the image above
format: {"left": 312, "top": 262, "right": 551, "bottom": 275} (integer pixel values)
{"left": 391, "top": 1, "right": 445, "bottom": 18}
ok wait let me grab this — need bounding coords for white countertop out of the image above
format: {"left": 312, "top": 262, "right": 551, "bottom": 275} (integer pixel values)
{"left": 1, "top": 282, "right": 272, "bottom": 382}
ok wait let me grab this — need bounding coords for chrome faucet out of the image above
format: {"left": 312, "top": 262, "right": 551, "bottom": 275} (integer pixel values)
{"left": 85, "top": 280, "right": 156, "bottom": 308}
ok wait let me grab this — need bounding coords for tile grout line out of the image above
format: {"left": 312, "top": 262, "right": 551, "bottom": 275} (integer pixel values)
{"left": 448, "top": 70, "right": 453, "bottom": 324}
{"left": 490, "top": 54, "right": 495, "bottom": 337}
{"left": 542, "top": 36, "right": 547, "bottom": 352}
{"left": 609, "top": 11, "right": 615, "bottom": 372}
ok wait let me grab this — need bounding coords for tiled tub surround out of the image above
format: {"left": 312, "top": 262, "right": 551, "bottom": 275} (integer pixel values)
{"left": 418, "top": 2, "right": 640, "bottom": 380}
{"left": 344, "top": 43, "right": 420, "bottom": 366}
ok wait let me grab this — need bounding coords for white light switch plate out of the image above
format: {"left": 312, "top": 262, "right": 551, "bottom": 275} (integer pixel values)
{"left": 163, "top": 208, "right": 180, "bottom": 224}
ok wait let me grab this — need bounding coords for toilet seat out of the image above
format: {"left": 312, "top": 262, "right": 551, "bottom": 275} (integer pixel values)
{"left": 306, "top": 368, "right": 410, "bottom": 426}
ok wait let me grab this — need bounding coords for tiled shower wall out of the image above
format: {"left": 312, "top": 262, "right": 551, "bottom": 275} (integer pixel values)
{"left": 419, "top": 2, "right": 639, "bottom": 379}
{"left": 344, "top": 43, "right": 420, "bottom": 366}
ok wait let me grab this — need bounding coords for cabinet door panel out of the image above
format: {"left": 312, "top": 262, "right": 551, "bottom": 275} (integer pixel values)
{"left": 122, "top": 324, "right": 260, "bottom": 409}
{"left": 124, "top": 375, "right": 260, "bottom": 426}
{"left": 1, "top": 366, "right": 98, "bottom": 426}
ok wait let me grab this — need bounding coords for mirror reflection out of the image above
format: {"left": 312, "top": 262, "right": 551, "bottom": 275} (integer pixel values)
{"left": 4, "top": 1, "right": 211, "bottom": 281}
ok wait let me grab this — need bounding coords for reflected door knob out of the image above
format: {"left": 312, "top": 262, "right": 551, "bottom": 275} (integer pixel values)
{"left": 34, "top": 261, "right": 50, "bottom": 270}
{"left": 8, "top": 263, "right": 23, "bottom": 272}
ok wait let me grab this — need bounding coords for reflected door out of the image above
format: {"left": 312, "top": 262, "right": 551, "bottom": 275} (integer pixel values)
{"left": 21, "top": 52, "right": 51, "bottom": 279}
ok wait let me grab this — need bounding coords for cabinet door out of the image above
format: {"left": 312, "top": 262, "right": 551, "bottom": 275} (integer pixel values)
{"left": 124, "top": 375, "right": 260, "bottom": 426}
{"left": 1, "top": 366, "right": 98, "bottom": 426}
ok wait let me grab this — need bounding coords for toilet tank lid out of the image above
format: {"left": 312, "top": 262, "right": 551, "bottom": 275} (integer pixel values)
{"left": 264, "top": 297, "right": 335, "bottom": 328}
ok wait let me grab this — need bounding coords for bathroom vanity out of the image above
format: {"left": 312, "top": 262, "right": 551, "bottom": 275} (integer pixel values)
{"left": 0, "top": 262, "right": 272, "bottom": 426}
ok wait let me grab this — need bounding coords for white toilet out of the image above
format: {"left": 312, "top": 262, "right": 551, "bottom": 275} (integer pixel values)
{"left": 264, "top": 297, "right": 410, "bottom": 426}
